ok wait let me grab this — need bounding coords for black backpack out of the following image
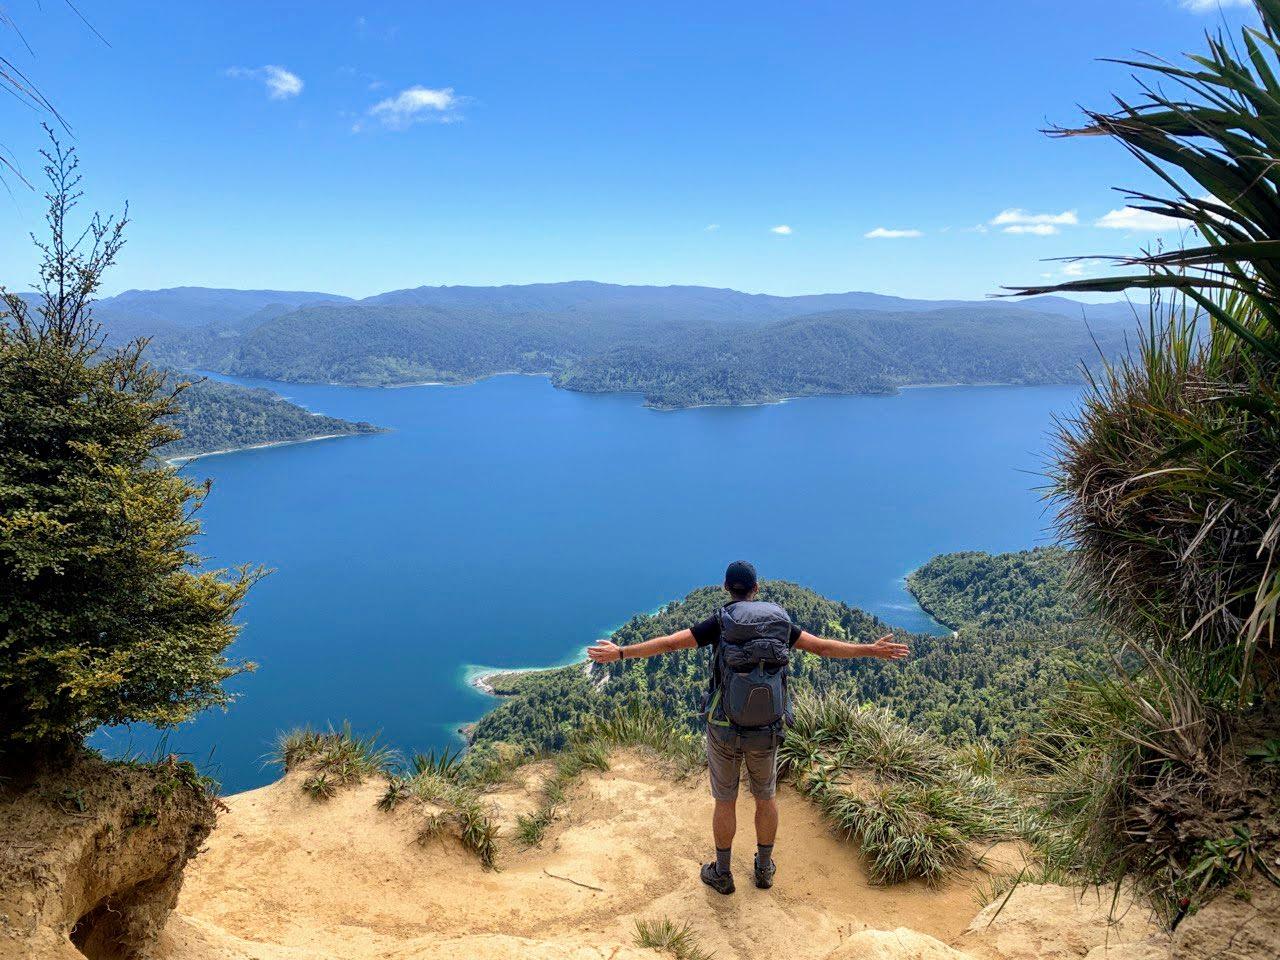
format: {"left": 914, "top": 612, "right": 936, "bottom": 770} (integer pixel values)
{"left": 705, "top": 600, "right": 793, "bottom": 735}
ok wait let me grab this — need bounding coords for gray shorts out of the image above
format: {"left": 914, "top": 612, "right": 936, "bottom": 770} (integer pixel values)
{"left": 705, "top": 728, "right": 779, "bottom": 801}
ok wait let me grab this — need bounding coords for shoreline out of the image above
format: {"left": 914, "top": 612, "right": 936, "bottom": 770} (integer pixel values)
{"left": 466, "top": 662, "right": 573, "bottom": 696}
{"left": 463, "top": 602, "right": 669, "bottom": 700}
{"left": 164, "top": 431, "right": 364, "bottom": 465}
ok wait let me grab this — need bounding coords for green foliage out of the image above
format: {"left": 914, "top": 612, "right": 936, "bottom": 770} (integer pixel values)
{"left": 1009, "top": 4, "right": 1280, "bottom": 695}
{"left": 160, "top": 376, "right": 380, "bottom": 460}
{"left": 472, "top": 566, "right": 1100, "bottom": 757}
{"left": 1246, "top": 738, "right": 1280, "bottom": 765}
{"left": 907, "top": 547, "right": 1079, "bottom": 631}
{"left": 513, "top": 740, "right": 612, "bottom": 849}
{"left": 0, "top": 136, "right": 258, "bottom": 759}
{"left": 1029, "top": 647, "right": 1280, "bottom": 918}
{"left": 575, "top": 701, "right": 704, "bottom": 775}
{"left": 557, "top": 306, "right": 1125, "bottom": 409}
{"left": 514, "top": 807, "right": 554, "bottom": 847}
{"left": 301, "top": 772, "right": 337, "bottom": 802}
{"left": 1006, "top": 4, "right": 1280, "bottom": 915}
{"left": 781, "top": 692, "right": 1015, "bottom": 885}
{"left": 633, "top": 917, "right": 713, "bottom": 960}
{"left": 410, "top": 746, "right": 465, "bottom": 780}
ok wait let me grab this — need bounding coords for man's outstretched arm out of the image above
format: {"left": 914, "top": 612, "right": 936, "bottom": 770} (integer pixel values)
{"left": 588, "top": 629, "right": 697, "bottom": 663}
{"left": 794, "top": 631, "right": 909, "bottom": 660}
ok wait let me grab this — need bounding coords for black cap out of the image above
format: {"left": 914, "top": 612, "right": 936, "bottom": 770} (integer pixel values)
{"left": 724, "top": 560, "right": 758, "bottom": 595}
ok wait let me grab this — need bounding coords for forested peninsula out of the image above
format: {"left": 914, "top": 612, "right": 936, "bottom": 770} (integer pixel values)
{"left": 467, "top": 547, "right": 1099, "bottom": 759}
{"left": 162, "top": 377, "right": 383, "bottom": 460}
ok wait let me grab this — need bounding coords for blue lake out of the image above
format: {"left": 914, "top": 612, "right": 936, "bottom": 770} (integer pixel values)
{"left": 96, "top": 375, "right": 1080, "bottom": 792}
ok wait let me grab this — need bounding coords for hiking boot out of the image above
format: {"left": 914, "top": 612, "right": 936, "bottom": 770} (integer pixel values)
{"left": 700, "top": 861, "right": 735, "bottom": 895}
{"left": 754, "top": 853, "right": 775, "bottom": 889}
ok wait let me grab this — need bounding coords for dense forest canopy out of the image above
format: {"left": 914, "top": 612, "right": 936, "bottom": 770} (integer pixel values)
{"left": 468, "top": 550, "right": 1101, "bottom": 757}
{"left": 86, "top": 282, "right": 1139, "bottom": 408}
{"left": 161, "top": 377, "right": 382, "bottom": 459}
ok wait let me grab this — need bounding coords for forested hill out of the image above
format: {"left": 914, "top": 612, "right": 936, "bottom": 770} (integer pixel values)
{"left": 88, "top": 282, "right": 1138, "bottom": 407}
{"left": 554, "top": 306, "right": 1121, "bottom": 408}
{"left": 906, "top": 547, "right": 1079, "bottom": 630}
{"left": 468, "top": 550, "right": 1101, "bottom": 758}
{"left": 161, "top": 377, "right": 381, "bottom": 460}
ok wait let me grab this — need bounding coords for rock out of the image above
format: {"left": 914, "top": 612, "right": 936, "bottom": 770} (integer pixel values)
{"left": 1172, "top": 877, "right": 1280, "bottom": 960}
{"left": 956, "top": 884, "right": 1160, "bottom": 960}
{"left": 826, "top": 928, "right": 977, "bottom": 960}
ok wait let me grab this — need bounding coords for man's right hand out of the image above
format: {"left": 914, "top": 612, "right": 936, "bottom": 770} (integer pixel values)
{"left": 588, "top": 639, "right": 623, "bottom": 663}
{"left": 868, "top": 634, "right": 910, "bottom": 660}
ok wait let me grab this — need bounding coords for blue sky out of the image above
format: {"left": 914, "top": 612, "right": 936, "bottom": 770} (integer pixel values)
{"left": 0, "top": 0, "right": 1260, "bottom": 299}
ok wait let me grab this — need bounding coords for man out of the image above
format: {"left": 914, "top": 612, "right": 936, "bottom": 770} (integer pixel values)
{"left": 588, "top": 560, "right": 909, "bottom": 895}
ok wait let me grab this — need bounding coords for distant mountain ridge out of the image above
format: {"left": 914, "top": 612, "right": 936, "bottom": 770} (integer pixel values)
{"left": 81, "top": 281, "right": 1141, "bottom": 408}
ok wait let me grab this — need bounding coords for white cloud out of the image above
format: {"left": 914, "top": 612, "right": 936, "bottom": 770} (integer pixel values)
{"left": 226, "top": 65, "right": 303, "bottom": 100}
{"left": 865, "top": 227, "right": 923, "bottom": 239}
{"left": 991, "top": 208, "right": 1078, "bottom": 229}
{"left": 1094, "top": 206, "right": 1183, "bottom": 231}
{"left": 1181, "top": 0, "right": 1250, "bottom": 11}
{"left": 263, "top": 65, "right": 303, "bottom": 99}
{"left": 369, "top": 85, "right": 461, "bottom": 128}
{"left": 770, "top": 224, "right": 793, "bottom": 235}
{"left": 1006, "top": 224, "right": 1061, "bottom": 235}
{"left": 1062, "top": 262, "right": 1088, "bottom": 277}
{"left": 704, "top": 223, "right": 720, "bottom": 232}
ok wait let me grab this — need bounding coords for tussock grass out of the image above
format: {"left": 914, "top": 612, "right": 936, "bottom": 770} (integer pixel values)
{"left": 514, "top": 807, "right": 555, "bottom": 847}
{"left": 378, "top": 758, "right": 503, "bottom": 869}
{"left": 633, "top": 917, "right": 713, "bottom": 960}
{"left": 301, "top": 772, "right": 337, "bottom": 802}
{"left": 457, "top": 742, "right": 536, "bottom": 790}
{"left": 513, "top": 740, "right": 612, "bottom": 848}
{"left": 780, "top": 692, "right": 1016, "bottom": 885}
{"left": 269, "top": 722, "right": 397, "bottom": 800}
{"left": 576, "top": 701, "right": 705, "bottom": 775}
{"left": 1006, "top": 5, "right": 1280, "bottom": 920}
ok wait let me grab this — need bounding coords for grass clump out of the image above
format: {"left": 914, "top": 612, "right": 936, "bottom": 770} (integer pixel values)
{"left": 577, "top": 701, "right": 704, "bottom": 775}
{"left": 513, "top": 740, "right": 612, "bottom": 848}
{"left": 514, "top": 807, "right": 555, "bottom": 847}
{"left": 301, "top": 772, "right": 337, "bottom": 802}
{"left": 378, "top": 756, "right": 502, "bottom": 869}
{"left": 780, "top": 692, "right": 1015, "bottom": 885}
{"left": 633, "top": 917, "right": 713, "bottom": 960}
{"left": 269, "top": 722, "right": 397, "bottom": 799}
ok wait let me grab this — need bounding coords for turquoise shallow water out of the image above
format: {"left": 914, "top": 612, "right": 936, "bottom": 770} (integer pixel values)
{"left": 94, "top": 374, "right": 1080, "bottom": 792}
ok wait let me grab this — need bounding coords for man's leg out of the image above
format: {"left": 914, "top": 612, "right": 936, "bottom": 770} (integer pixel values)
{"left": 753, "top": 794, "right": 778, "bottom": 846}
{"left": 744, "top": 743, "right": 779, "bottom": 888}
{"left": 702, "top": 731, "right": 740, "bottom": 892}
{"left": 713, "top": 797, "right": 737, "bottom": 850}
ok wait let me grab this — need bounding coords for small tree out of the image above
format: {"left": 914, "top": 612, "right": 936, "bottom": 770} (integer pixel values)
{"left": 0, "top": 133, "right": 258, "bottom": 766}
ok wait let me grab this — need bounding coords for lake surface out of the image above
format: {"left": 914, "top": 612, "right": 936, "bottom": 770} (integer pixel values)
{"left": 96, "top": 375, "right": 1080, "bottom": 792}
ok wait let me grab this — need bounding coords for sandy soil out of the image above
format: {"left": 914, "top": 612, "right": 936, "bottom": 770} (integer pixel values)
{"left": 165, "top": 752, "right": 1160, "bottom": 960}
